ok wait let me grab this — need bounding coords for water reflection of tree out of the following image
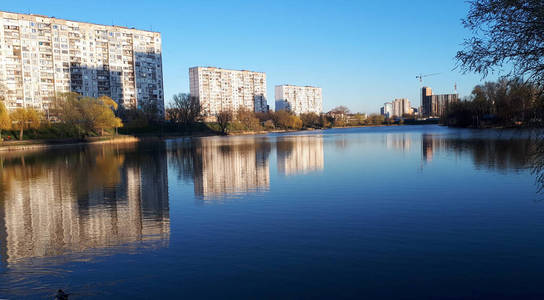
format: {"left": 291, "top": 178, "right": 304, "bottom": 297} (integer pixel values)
{"left": 531, "top": 137, "right": 544, "bottom": 194}
{"left": 0, "top": 145, "right": 131, "bottom": 196}
{"left": 0, "top": 142, "right": 170, "bottom": 265}
{"left": 420, "top": 132, "right": 544, "bottom": 198}
{"left": 421, "top": 133, "right": 533, "bottom": 171}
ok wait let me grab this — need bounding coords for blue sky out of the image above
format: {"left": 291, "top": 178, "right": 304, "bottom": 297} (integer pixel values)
{"left": 2, "top": 0, "right": 496, "bottom": 113}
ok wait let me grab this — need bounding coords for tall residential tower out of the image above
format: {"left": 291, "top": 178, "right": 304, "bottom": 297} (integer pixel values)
{"left": 275, "top": 85, "right": 322, "bottom": 115}
{"left": 0, "top": 11, "right": 164, "bottom": 115}
{"left": 189, "top": 66, "right": 268, "bottom": 116}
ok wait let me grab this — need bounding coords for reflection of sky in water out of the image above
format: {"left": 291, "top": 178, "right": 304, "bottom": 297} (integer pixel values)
{"left": 1, "top": 125, "right": 544, "bottom": 298}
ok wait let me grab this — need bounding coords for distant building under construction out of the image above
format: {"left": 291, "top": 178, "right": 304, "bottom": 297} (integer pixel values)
{"left": 421, "top": 86, "right": 458, "bottom": 118}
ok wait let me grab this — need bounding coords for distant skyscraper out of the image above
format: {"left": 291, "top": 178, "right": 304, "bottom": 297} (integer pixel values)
{"left": 0, "top": 11, "right": 164, "bottom": 115}
{"left": 392, "top": 98, "right": 411, "bottom": 117}
{"left": 275, "top": 85, "right": 322, "bottom": 115}
{"left": 421, "top": 86, "right": 458, "bottom": 117}
{"left": 189, "top": 66, "right": 267, "bottom": 117}
{"left": 422, "top": 86, "right": 433, "bottom": 117}
{"left": 381, "top": 102, "right": 393, "bottom": 118}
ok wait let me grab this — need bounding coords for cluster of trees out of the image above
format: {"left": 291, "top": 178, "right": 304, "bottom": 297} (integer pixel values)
{"left": 211, "top": 108, "right": 391, "bottom": 134}
{"left": 0, "top": 92, "right": 123, "bottom": 141}
{"left": 164, "top": 93, "right": 395, "bottom": 135}
{"left": 0, "top": 83, "right": 42, "bottom": 140}
{"left": 451, "top": 0, "right": 544, "bottom": 128}
{"left": 51, "top": 92, "right": 123, "bottom": 137}
{"left": 443, "top": 78, "right": 544, "bottom": 127}
{"left": 0, "top": 103, "right": 41, "bottom": 141}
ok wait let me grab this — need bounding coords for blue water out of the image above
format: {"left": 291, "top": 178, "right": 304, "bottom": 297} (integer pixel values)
{"left": 0, "top": 125, "right": 543, "bottom": 299}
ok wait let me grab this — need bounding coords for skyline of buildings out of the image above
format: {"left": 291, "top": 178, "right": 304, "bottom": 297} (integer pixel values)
{"left": 189, "top": 66, "right": 268, "bottom": 117}
{"left": 275, "top": 84, "right": 323, "bottom": 115}
{"left": 0, "top": 10, "right": 470, "bottom": 118}
{"left": 0, "top": 10, "right": 164, "bottom": 115}
{"left": 380, "top": 98, "right": 413, "bottom": 118}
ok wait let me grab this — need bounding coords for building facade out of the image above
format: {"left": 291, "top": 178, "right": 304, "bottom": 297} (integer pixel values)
{"left": 189, "top": 66, "right": 267, "bottom": 116}
{"left": 275, "top": 85, "right": 322, "bottom": 115}
{"left": 381, "top": 102, "right": 393, "bottom": 118}
{"left": 0, "top": 11, "right": 164, "bottom": 115}
{"left": 392, "top": 98, "right": 411, "bottom": 117}
{"left": 421, "top": 86, "right": 458, "bottom": 117}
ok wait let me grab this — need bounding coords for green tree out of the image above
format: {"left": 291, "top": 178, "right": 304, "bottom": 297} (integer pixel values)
{"left": 10, "top": 108, "right": 41, "bottom": 140}
{"left": 0, "top": 102, "right": 11, "bottom": 140}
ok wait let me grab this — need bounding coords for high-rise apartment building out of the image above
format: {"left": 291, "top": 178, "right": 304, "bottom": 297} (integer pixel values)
{"left": 275, "top": 85, "right": 322, "bottom": 115}
{"left": 189, "top": 66, "right": 267, "bottom": 116}
{"left": 381, "top": 102, "right": 393, "bottom": 118}
{"left": 421, "top": 86, "right": 458, "bottom": 117}
{"left": 392, "top": 98, "right": 411, "bottom": 117}
{"left": 0, "top": 11, "right": 164, "bottom": 115}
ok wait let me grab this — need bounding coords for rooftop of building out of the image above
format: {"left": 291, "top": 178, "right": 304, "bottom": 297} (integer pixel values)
{"left": 190, "top": 66, "right": 265, "bottom": 74}
{"left": 276, "top": 84, "right": 321, "bottom": 88}
{"left": 0, "top": 10, "right": 160, "bottom": 34}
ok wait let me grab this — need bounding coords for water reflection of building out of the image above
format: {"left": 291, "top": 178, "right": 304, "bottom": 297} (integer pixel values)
{"left": 277, "top": 136, "right": 324, "bottom": 175}
{"left": 0, "top": 145, "right": 170, "bottom": 264}
{"left": 168, "top": 138, "right": 271, "bottom": 200}
{"left": 386, "top": 134, "right": 412, "bottom": 151}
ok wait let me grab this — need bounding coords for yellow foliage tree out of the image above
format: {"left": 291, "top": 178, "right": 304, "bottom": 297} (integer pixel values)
{"left": 0, "top": 102, "right": 11, "bottom": 140}
{"left": 54, "top": 93, "right": 123, "bottom": 137}
{"left": 10, "top": 108, "right": 41, "bottom": 140}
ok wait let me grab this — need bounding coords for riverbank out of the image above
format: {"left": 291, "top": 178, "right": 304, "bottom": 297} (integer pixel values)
{"left": 0, "top": 122, "right": 441, "bottom": 153}
{"left": 0, "top": 135, "right": 140, "bottom": 153}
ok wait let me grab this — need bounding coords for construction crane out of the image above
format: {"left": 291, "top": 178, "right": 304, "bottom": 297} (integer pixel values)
{"left": 416, "top": 73, "right": 441, "bottom": 83}
{"left": 416, "top": 73, "right": 440, "bottom": 119}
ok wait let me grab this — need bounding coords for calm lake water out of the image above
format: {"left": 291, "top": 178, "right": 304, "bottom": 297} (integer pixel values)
{"left": 1, "top": 125, "right": 543, "bottom": 299}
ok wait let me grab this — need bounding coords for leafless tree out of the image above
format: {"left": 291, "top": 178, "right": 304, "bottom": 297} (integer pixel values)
{"left": 216, "top": 110, "right": 233, "bottom": 134}
{"left": 456, "top": 0, "right": 544, "bottom": 84}
{"left": 167, "top": 93, "right": 202, "bottom": 126}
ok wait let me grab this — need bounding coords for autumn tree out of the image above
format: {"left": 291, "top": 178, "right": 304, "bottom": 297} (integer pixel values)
{"left": 54, "top": 92, "right": 123, "bottom": 136}
{"left": 236, "top": 107, "right": 261, "bottom": 131}
{"left": 216, "top": 110, "right": 233, "bottom": 134}
{"left": 300, "top": 112, "right": 320, "bottom": 128}
{"left": 10, "top": 108, "right": 41, "bottom": 140}
{"left": 456, "top": 0, "right": 544, "bottom": 84}
{"left": 0, "top": 101, "right": 10, "bottom": 140}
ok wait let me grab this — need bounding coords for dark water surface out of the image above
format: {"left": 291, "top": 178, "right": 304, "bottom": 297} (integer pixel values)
{"left": 1, "top": 125, "right": 543, "bottom": 299}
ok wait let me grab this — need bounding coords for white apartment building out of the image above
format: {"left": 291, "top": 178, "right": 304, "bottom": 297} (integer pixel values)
{"left": 0, "top": 11, "right": 164, "bottom": 115}
{"left": 189, "top": 66, "right": 267, "bottom": 116}
{"left": 392, "top": 98, "right": 411, "bottom": 117}
{"left": 275, "top": 85, "right": 322, "bottom": 115}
